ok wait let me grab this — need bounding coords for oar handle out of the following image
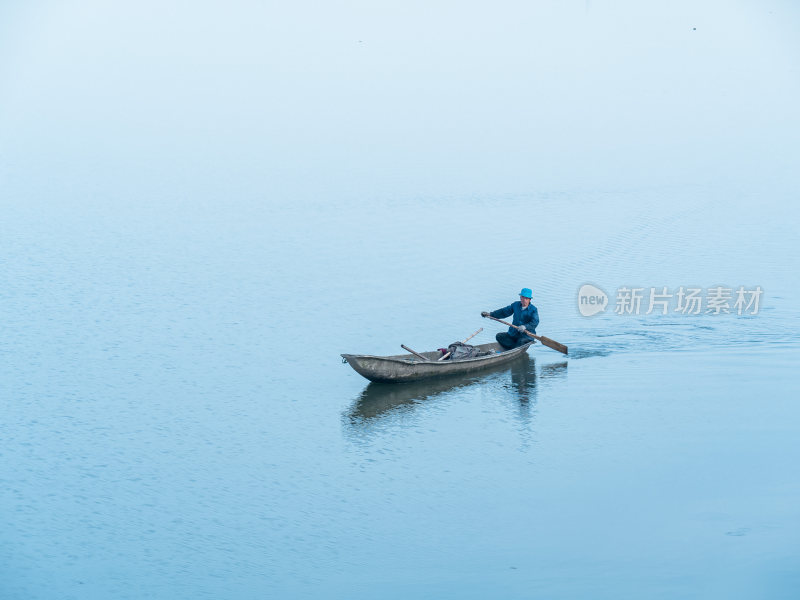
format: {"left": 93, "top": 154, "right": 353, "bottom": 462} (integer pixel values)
{"left": 401, "top": 344, "right": 430, "bottom": 361}
{"left": 485, "top": 315, "right": 540, "bottom": 340}
{"left": 484, "top": 315, "right": 568, "bottom": 355}
{"left": 462, "top": 327, "right": 483, "bottom": 343}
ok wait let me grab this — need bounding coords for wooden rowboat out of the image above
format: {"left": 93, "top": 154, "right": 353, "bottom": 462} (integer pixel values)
{"left": 341, "top": 341, "right": 534, "bottom": 383}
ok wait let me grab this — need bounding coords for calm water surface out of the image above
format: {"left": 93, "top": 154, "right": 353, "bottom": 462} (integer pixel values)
{"left": 1, "top": 189, "right": 799, "bottom": 599}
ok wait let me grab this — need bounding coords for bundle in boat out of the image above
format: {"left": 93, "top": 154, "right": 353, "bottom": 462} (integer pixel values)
{"left": 438, "top": 342, "right": 490, "bottom": 360}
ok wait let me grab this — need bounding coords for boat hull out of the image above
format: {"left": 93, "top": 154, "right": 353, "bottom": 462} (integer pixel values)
{"left": 342, "top": 341, "right": 534, "bottom": 383}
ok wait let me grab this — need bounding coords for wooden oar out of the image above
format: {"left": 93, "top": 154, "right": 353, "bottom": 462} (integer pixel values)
{"left": 437, "top": 327, "right": 483, "bottom": 361}
{"left": 401, "top": 344, "right": 429, "bottom": 361}
{"left": 484, "top": 315, "right": 568, "bottom": 355}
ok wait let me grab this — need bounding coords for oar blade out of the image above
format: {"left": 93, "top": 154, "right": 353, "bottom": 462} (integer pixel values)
{"left": 538, "top": 335, "right": 568, "bottom": 355}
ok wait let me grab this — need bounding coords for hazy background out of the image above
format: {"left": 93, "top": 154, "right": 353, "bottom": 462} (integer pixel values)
{"left": 2, "top": 0, "right": 799, "bottom": 203}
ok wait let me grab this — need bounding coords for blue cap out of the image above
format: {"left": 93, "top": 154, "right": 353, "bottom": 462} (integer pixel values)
{"left": 520, "top": 288, "right": 532, "bottom": 298}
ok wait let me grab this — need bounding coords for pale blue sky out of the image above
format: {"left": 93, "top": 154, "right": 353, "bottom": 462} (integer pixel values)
{"left": 2, "top": 1, "right": 799, "bottom": 201}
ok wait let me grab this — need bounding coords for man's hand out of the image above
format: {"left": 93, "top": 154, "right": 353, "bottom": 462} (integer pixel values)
{"left": 481, "top": 311, "right": 489, "bottom": 318}
{"left": 517, "top": 324, "right": 526, "bottom": 332}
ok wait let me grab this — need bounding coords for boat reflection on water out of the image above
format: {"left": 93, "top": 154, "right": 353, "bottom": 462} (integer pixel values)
{"left": 505, "top": 358, "right": 568, "bottom": 426}
{"left": 345, "top": 355, "right": 569, "bottom": 429}
{"left": 348, "top": 371, "right": 491, "bottom": 422}
{"left": 509, "top": 355, "right": 537, "bottom": 404}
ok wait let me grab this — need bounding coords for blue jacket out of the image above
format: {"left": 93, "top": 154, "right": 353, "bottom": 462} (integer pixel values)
{"left": 490, "top": 301, "right": 539, "bottom": 339}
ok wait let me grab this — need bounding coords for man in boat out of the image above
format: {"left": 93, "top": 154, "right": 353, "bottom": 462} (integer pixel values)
{"left": 481, "top": 288, "right": 539, "bottom": 350}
